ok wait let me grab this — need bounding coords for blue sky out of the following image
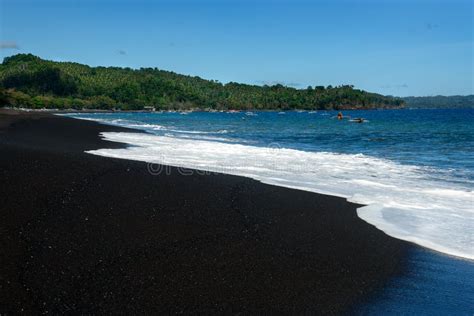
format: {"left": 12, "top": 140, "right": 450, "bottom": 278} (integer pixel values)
{"left": 0, "top": 0, "right": 472, "bottom": 96}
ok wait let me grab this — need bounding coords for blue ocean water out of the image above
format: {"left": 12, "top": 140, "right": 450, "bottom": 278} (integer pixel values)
{"left": 64, "top": 109, "right": 474, "bottom": 313}
{"left": 354, "top": 248, "right": 474, "bottom": 315}
{"left": 67, "top": 109, "right": 474, "bottom": 177}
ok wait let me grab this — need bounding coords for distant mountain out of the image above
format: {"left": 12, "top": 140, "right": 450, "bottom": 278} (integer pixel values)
{"left": 403, "top": 95, "right": 474, "bottom": 109}
{"left": 0, "top": 54, "right": 404, "bottom": 111}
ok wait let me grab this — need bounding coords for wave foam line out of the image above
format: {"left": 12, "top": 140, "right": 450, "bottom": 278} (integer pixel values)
{"left": 87, "top": 132, "right": 474, "bottom": 260}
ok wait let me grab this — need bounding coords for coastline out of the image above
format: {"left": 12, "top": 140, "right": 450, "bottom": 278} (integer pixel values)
{"left": 1, "top": 106, "right": 406, "bottom": 114}
{"left": 0, "top": 109, "right": 409, "bottom": 314}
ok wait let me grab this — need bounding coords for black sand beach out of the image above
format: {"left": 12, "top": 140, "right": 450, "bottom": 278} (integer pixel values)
{"left": 0, "top": 110, "right": 408, "bottom": 314}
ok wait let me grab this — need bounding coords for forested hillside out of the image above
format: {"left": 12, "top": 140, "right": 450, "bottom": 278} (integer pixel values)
{"left": 403, "top": 95, "right": 474, "bottom": 109}
{"left": 0, "top": 54, "right": 404, "bottom": 110}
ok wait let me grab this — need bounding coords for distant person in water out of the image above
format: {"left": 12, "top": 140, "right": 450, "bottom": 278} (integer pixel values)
{"left": 337, "top": 112, "right": 343, "bottom": 120}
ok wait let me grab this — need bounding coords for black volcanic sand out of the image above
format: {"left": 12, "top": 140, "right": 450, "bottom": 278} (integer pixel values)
{"left": 0, "top": 110, "right": 408, "bottom": 314}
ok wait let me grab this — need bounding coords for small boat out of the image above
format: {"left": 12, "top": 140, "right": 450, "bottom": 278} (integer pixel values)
{"left": 350, "top": 118, "right": 366, "bottom": 123}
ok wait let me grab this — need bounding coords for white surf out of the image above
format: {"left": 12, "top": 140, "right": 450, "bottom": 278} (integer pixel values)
{"left": 87, "top": 132, "right": 474, "bottom": 260}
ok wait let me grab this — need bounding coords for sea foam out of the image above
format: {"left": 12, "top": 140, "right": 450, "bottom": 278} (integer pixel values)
{"left": 87, "top": 132, "right": 474, "bottom": 260}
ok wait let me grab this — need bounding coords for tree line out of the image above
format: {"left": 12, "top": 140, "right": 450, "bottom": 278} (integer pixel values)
{"left": 0, "top": 54, "right": 405, "bottom": 111}
{"left": 403, "top": 95, "right": 474, "bottom": 109}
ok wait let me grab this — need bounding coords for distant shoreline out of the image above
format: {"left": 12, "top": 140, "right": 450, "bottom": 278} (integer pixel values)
{"left": 4, "top": 106, "right": 473, "bottom": 114}
{"left": 2, "top": 106, "right": 408, "bottom": 114}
